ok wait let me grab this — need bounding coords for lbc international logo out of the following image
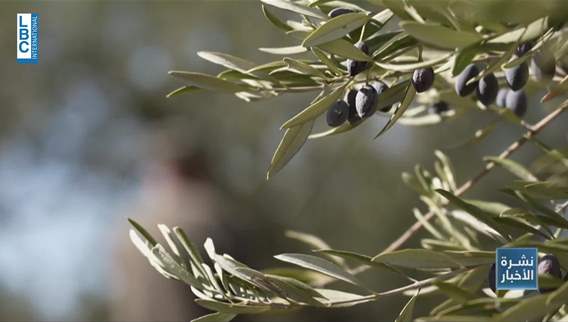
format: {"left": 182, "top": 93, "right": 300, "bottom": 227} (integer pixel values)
{"left": 496, "top": 247, "right": 538, "bottom": 290}
{"left": 17, "top": 13, "right": 39, "bottom": 64}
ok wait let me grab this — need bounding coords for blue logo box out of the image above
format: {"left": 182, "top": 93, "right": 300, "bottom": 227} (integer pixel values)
{"left": 17, "top": 13, "right": 39, "bottom": 64}
{"left": 496, "top": 247, "right": 538, "bottom": 290}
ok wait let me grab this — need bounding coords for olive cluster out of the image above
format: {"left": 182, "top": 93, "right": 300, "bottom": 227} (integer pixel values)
{"left": 454, "top": 42, "right": 557, "bottom": 119}
{"left": 489, "top": 254, "right": 564, "bottom": 294}
{"left": 455, "top": 62, "right": 527, "bottom": 117}
{"left": 326, "top": 8, "right": 443, "bottom": 124}
{"left": 326, "top": 80, "right": 392, "bottom": 127}
{"left": 328, "top": 37, "right": 438, "bottom": 126}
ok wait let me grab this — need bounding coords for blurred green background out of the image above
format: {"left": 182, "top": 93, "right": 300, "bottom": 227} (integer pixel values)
{"left": 0, "top": 1, "right": 567, "bottom": 321}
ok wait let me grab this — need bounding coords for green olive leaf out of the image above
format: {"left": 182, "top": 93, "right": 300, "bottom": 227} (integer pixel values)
{"left": 484, "top": 157, "right": 538, "bottom": 182}
{"left": 261, "top": 4, "right": 292, "bottom": 31}
{"left": 281, "top": 83, "right": 347, "bottom": 129}
{"left": 283, "top": 58, "right": 326, "bottom": 77}
{"left": 309, "top": 122, "right": 358, "bottom": 139}
{"left": 371, "top": 8, "right": 394, "bottom": 26}
{"left": 166, "top": 85, "right": 202, "bottom": 98}
{"left": 400, "top": 21, "right": 482, "bottom": 49}
{"left": 452, "top": 45, "right": 480, "bottom": 76}
{"left": 302, "top": 12, "right": 370, "bottom": 47}
{"left": 259, "top": 45, "right": 307, "bottom": 55}
{"left": 375, "top": 53, "right": 451, "bottom": 72}
{"left": 274, "top": 253, "right": 361, "bottom": 286}
{"left": 197, "top": 51, "right": 256, "bottom": 73}
{"left": 318, "top": 38, "right": 373, "bottom": 61}
{"left": 372, "top": 33, "right": 417, "bottom": 60}
{"left": 396, "top": 290, "right": 419, "bottom": 322}
{"left": 311, "top": 47, "right": 345, "bottom": 75}
{"left": 490, "top": 17, "right": 549, "bottom": 44}
{"left": 372, "top": 249, "right": 462, "bottom": 269}
{"left": 267, "top": 120, "right": 314, "bottom": 180}
{"left": 169, "top": 71, "right": 249, "bottom": 92}
{"left": 375, "top": 83, "right": 416, "bottom": 138}
{"left": 261, "top": 0, "right": 326, "bottom": 20}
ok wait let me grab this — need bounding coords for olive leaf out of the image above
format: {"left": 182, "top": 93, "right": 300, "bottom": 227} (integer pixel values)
{"left": 495, "top": 293, "right": 560, "bottom": 322}
{"left": 310, "top": 47, "right": 345, "bottom": 75}
{"left": 197, "top": 52, "right": 256, "bottom": 73}
{"left": 281, "top": 83, "right": 347, "bottom": 129}
{"left": 509, "top": 181, "right": 568, "bottom": 199}
{"left": 264, "top": 274, "right": 326, "bottom": 306}
{"left": 316, "top": 289, "right": 373, "bottom": 307}
{"left": 283, "top": 58, "right": 326, "bottom": 77}
{"left": 436, "top": 189, "right": 510, "bottom": 239}
{"left": 452, "top": 45, "right": 480, "bottom": 76}
{"left": 318, "top": 38, "right": 373, "bottom": 61}
{"left": 371, "top": 8, "right": 394, "bottom": 26}
{"left": 396, "top": 290, "right": 419, "bottom": 322}
{"left": 309, "top": 122, "right": 358, "bottom": 139}
{"left": 484, "top": 156, "right": 538, "bottom": 182}
{"left": 267, "top": 120, "right": 314, "bottom": 180}
{"left": 375, "top": 53, "right": 451, "bottom": 72}
{"left": 375, "top": 82, "right": 416, "bottom": 138}
{"left": 166, "top": 85, "right": 202, "bottom": 98}
{"left": 260, "top": 0, "right": 327, "bottom": 20}
{"left": 302, "top": 12, "right": 370, "bottom": 47}
{"left": 490, "top": 17, "right": 549, "bottom": 44}
{"left": 169, "top": 71, "right": 249, "bottom": 92}
{"left": 372, "top": 249, "right": 462, "bottom": 269}
{"left": 400, "top": 21, "right": 482, "bottom": 49}
{"left": 274, "top": 253, "right": 361, "bottom": 286}
{"left": 261, "top": 4, "right": 292, "bottom": 31}
{"left": 259, "top": 45, "right": 307, "bottom": 55}
{"left": 373, "top": 33, "right": 417, "bottom": 60}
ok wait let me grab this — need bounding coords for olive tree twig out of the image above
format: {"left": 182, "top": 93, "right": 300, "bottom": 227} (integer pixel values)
{"left": 329, "top": 266, "right": 472, "bottom": 306}
{"left": 383, "top": 98, "right": 568, "bottom": 254}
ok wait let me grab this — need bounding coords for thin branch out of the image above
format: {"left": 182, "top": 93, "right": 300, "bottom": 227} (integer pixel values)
{"left": 383, "top": 98, "right": 568, "bottom": 254}
{"left": 328, "top": 267, "right": 471, "bottom": 307}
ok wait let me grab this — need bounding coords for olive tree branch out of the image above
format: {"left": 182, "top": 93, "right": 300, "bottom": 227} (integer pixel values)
{"left": 328, "top": 266, "right": 473, "bottom": 307}
{"left": 384, "top": 98, "right": 568, "bottom": 254}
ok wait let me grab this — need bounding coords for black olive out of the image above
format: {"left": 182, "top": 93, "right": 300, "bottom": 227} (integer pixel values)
{"left": 326, "top": 100, "right": 349, "bottom": 127}
{"left": 488, "top": 263, "right": 496, "bottom": 293}
{"left": 505, "top": 90, "right": 527, "bottom": 118}
{"left": 455, "top": 64, "right": 480, "bottom": 96}
{"left": 538, "top": 254, "right": 562, "bottom": 293}
{"left": 347, "top": 41, "right": 370, "bottom": 76}
{"left": 355, "top": 85, "right": 377, "bottom": 118}
{"left": 515, "top": 42, "right": 533, "bottom": 56}
{"left": 412, "top": 67, "right": 435, "bottom": 93}
{"left": 345, "top": 89, "right": 361, "bottom": 124}
{"left": 476, "top": 73, "right": 498, "bottom": 105}
{"left": 428, "top": 101, "right": 450, "bottom": 115}
{"left": 371, "top": 81, "right": 391, "bottom": 112}
{"left": 505, "top": 62, "right": 529, "bottom": 91}
{"left": 496, "top": 88, "right": 509, "bottom": 107}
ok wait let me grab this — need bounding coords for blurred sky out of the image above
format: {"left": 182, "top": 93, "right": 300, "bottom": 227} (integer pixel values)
{"left": 0, "top": 1, "right": 567, "bottom": 321}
